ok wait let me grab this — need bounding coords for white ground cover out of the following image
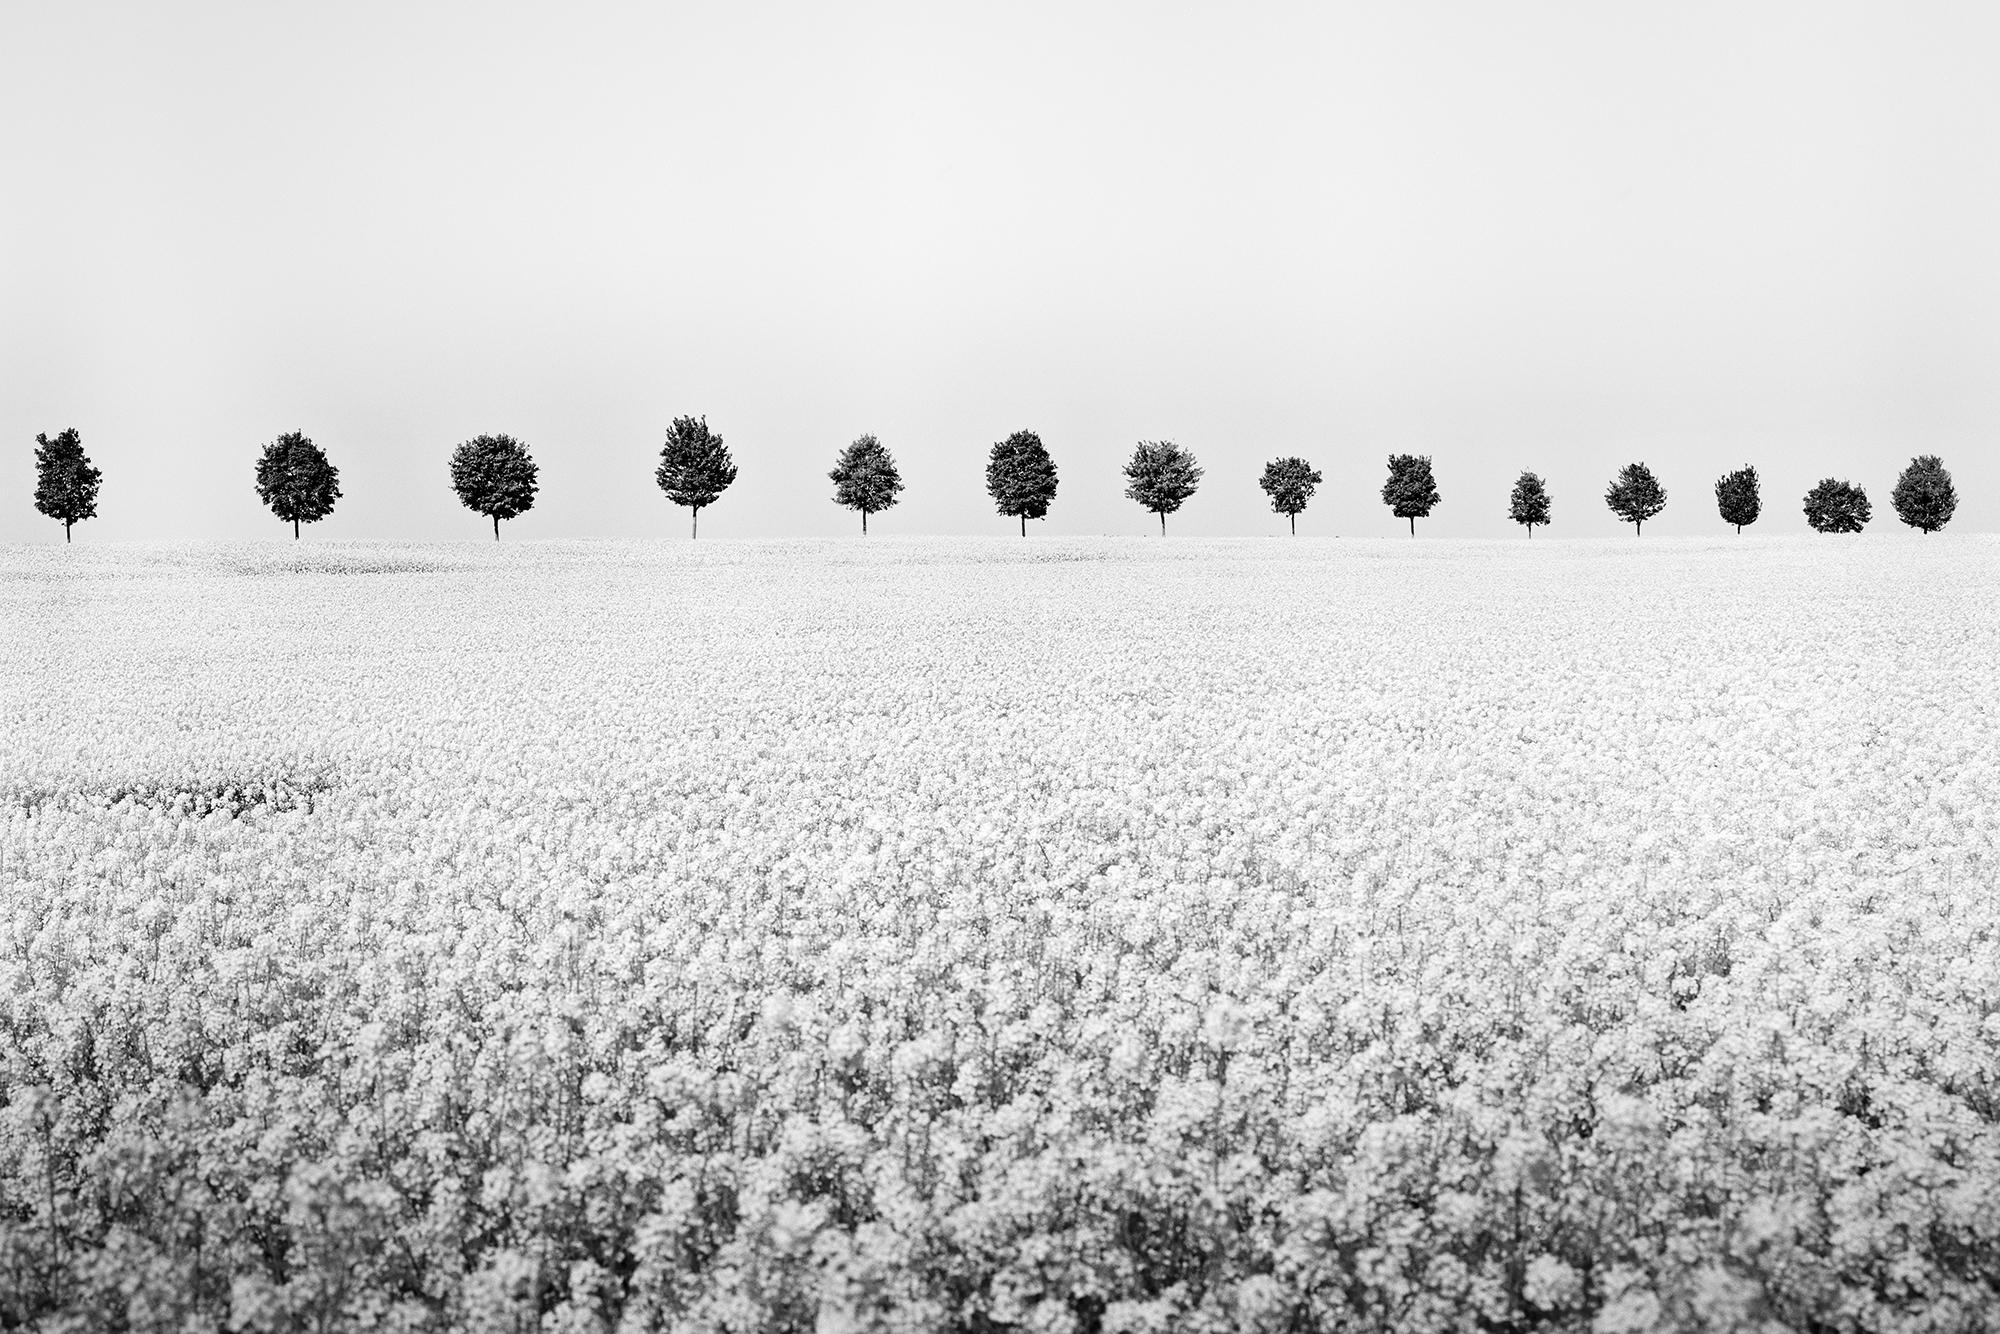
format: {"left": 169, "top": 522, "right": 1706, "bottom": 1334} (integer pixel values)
{"left": 2, "top": 535, "right": 1997, "bottom": 1332}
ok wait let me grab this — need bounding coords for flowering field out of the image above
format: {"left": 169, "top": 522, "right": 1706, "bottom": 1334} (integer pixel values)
{"left": 3, "top": 536, "right": 1998, "bottom": 1333}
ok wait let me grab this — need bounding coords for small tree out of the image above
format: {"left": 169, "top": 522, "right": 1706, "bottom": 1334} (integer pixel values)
{"left": 1381, "top": 454, "right": 1440, "bottom": 536}
{"left": 449, "top": 433, "right": 539, "bottom": 539}
{"left": 1258, "top": 457, "right": 1321, "bottom": 535}
{"left": 1604, "top": 462, "right": 1667, "bottom": 534}
{"left": 986, "top": 429, "right": 1058, "bottom": 536}
{"left": 829, "top": 434, "right": 904, "bottom": 534}
{"left": 1891, "top": 455, "right": 1957, "bottom": 534}
{"left": 1714, "top": 465, "right": 1761, "bottom": 533}
{"left": 656, "top": 415, "right": 737, "bottom": 538}
{"left": 32, "top": 427, "right": 102, "bottom": 543}
{"left": 253, "top": 431, "right": 341, "bottom": 539}
{"left": 1123, "top": 440, "right": 1202, "bottom": 534}
{"left": 1508, "top": 471, "right": 1551, "bottom": 537}
{"left": 1803, "top": 477, "right": 1871, "bottom": 533}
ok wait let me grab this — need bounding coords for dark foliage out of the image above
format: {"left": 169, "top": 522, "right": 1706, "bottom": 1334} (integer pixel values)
{"left": 1604, "top": 462, "right": 1667, "bottom": 534}
{"left": 252, "top": 431, "right": 342, "bottom": 539}
{"left": 449, "top": 434, "right": 540, "bottom": 539}
{"left": 829, "top": 434, "right": 904, "bottom": 534}
{"left": 986, "top": 430, "right": 1059, "bottom": 535}
{"left": 1508, "top": 471, "right": 1551, "bottom": 537}
{"left": 1803, "top": 477, "right": 1872, "bottom": 533}
{"left": 657, "top": 416, "right": 738, "bottom": 538}
{"left": 1122, "top": 440, "right": 1203, "bottom": 534}
{"left": 32, "top": 427, "right": 102, "bottom": 542}
{"left": 1381, "top": 454, "right": 1440, "bottom": 536}
{"left": 1890, "top": 455, "right": 1957, "bottom": 534}
{"left": 1714, "top": 466, "right": 1761, "bottom": 534}
{"left": 1258, "top": 457, "right": 1322, "bottom": 535}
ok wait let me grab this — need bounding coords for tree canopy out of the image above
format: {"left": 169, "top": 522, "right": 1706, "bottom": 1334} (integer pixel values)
{"left": 33, "top": 427, "right": 102, "bottom": 543}
{"left": 1122, "top": 440, "right": 1202, "bottom": 534}
{"left": 449, "top": 434, "right": 540, "bottom": 539}
{"left": 1258, "top": 457, "right": 1321, "bottom": 535}
{"left": 656, "top": 416, "right": 737, "bottom": 537}
{"left": 1890, "top": 455, "right": 1957, "bottom": 534}
{"left": 1714, "top": 466, "right": 1761, "bottom": 534}
{"left": 986, "top": 430, "right": 1059, "bottom": 535}
{"left": 1508, "top": 471, "right": 1551, "bottom": 537}
{"left": 253, "top": 431, "right": 341, "bottom": 539}
{"left": 1381, "top": 455, "right": 1440, "bottom": 536}
{"left": 828, "top": 435, "right": 904, "bottom": 534}
{"left": 1604, "top": 462, "right": 1667, "bottom": 534}
{"left": 1803, "top": 478, "right": 1871, "bottom": 533}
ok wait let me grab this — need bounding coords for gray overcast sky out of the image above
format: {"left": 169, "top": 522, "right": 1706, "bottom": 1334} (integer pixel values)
{"left": 4, "top": 0, "right": 1996, "bottom": 542}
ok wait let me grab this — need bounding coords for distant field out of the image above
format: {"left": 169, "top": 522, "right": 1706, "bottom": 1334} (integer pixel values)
{"left": 4, "top": 537, "right": 1998, "bottom": 1332}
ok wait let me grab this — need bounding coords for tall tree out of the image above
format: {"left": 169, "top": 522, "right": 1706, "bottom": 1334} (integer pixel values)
{"left": 253, "top": 431, "right": 341, "bottom": 539}
{"left": 656, "top": 415, "right": 737, "bottom": 538}
{"left": 1714, "top": 465, "right": 1761, "bottom": 534}
{"left": 1604, "top": 462, "right": 1667, "bottom": 534}
{"left": 1122, "top": 440, "right": 1202, "bottom": 534}
{"left": 1508, "top": 471, "right": 1551, "bottom": 537}
{"left": 986, "top": 429, "right": 1058, "bottom": 536}
{"left": 1803, "top": 478, "right": 1872, "bottom": 533}
{"left": 1380, "top": 454, "right": 1440, "bottom": 536}
{"left": 828, "top": 434, "right": 904, "bottom": 534}
{"left": 32, "top": 428, "right": 102, "bottom": 543}
{"left": 1890, "top": 455, "right": 1957, "bottom": 534}
{"left": 1258, "top": 457, "right": 1321, "bottom": 535}
{"left": 449, "top": 433, "right": 539, "bottom": 539}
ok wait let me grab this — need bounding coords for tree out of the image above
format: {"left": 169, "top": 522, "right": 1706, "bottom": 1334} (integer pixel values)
{"left": 1803, "top": 477, "right": 1872, "bottom": 533}
{"left": 1891, "top": 455, "right": 1957, "bottom": 534}
{"left": 1604, "top": 462, "right": 1667, "bottom": 534}
{"left": 656, "top": 415, "right": 737, "bottom": 538}
{"left": 32, "top": 428, "right": 102, "bottom": 543}
{"left": 1714, "top": 465, "right": 1761, "bottom": 534}
{"left": 1258, "top": 457, "right": 1322, "bottom": 535}
{"left": 986, "top": 429, "right": 1058, "bottom": 536}
{"left": 449, "top": 434, "right": 539, "bottom": 539}
{"left": 1123, "top": 440, "right": 1202, "bottom": 534}
{"left": 1380, "top": 454, "right": 1440, "bottom": 536}
{"left": 1507, "top": 471, "right": 1551, "bottom": 538}
{"left": 828, "top": 434, "right": 904, "bottom": 534}
{"left": 253, "top": 431, "right": 341, "bottom": 539}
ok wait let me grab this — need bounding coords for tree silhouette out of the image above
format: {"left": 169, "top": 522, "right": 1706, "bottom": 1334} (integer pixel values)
{"left": 32, "top": 428, "right": 102, "bottom": 543}
{"left": 1890, "top": 455, "right": 1957, "bottom": 534}
{"left": 1380, "top": 454, "right": 1440, "bottom": 536}
{"left": 656, "top": 416, "right": 737, "bottom": 538}
{"left": 1803, "top": 478, "right": 1871, "bottom": 533}
{"left": 1714, "top": 466, "right": 1761, "bottom": 534}
{"left": 253, "top": 431, "right": 341, "bottom": 539}
{"left": 1122, "top": 440, "right": 1202, "bottom": 534}
{"left": 449, "top": 434, "right": 539, "bottom": 539}
{"left": 1604, "top": 462, "right": 1667, "bottom": 534}
{"left": 1508, "top": 471, "right": 1551, "bottom": 537}
{"left": 829, "top": 434, "right": 905, "bottom": 534}
{"left": 986, "top": 430, "right": 1058, "bottom": 536}
{"left": 1258, "top": 457, "right": 1322, "bottom": 535}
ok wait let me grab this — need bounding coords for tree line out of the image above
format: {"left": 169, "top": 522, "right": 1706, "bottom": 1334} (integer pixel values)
{"left": 27, "top": 425, "right": 1963, "bottom": 540}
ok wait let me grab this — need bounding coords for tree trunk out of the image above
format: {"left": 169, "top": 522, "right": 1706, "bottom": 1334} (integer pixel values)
{"left": 1020, "top": 514, "right": 1026, "bottom": 537}
{"left": 692, "top": 506, "right": 700, "bottom": 539}
{"left": 1289, "top": 513, "right": 1296, "bottom": 536}
{"left": 1159, "top": 511, "right": 1166, "bottom": 536}
{"left": 1408, "top": 515, "right": 1415, "bottom": 537}
{"left": 1528, "top": 525, "right": 1533, "bottom": 538}
{"left": 493, "top": 514, "right": 500, "bottom": 541}
{"left": 1636, "top": 520, "right": 1642, "bottom": 535}
{"left": 1735, "top": 523, "right": 1741, "bottom": 534}
{"left": 862, "top": 510, "right": 868, "bottom": 535}
{"left": 65, "top": 521, "right": 71, "bottom": 543}
{"left": 293, "top": 518, "right": 300, "bottom": 540}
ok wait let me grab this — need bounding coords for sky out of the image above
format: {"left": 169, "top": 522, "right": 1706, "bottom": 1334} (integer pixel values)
{"left": 4, "top": 0, "right": 1997, "bottom": 542}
